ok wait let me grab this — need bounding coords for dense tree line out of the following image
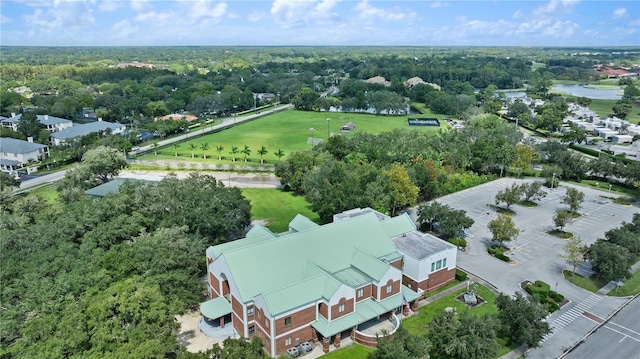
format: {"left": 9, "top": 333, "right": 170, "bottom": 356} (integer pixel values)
{"left": 587, "top": 213, "right": 640, "bottom": 281}
{"left": 0, "top": 172, "right": 251, "bottom": 358}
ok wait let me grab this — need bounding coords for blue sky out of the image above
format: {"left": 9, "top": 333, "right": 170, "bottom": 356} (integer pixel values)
{"left": 1, "top": 0, "right": 638, "bottom": 46}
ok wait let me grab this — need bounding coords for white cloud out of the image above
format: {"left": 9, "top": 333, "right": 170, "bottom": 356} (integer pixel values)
{"left": 612, "top": 8, "right": 627, "bottom": 19}
{"left": 135, "top": 10, "right": 171, "bottom": 22}
{"left": 269, "top": 0, "right": 340, "bottom": 28}
{"left": 23, "top": 0, "right": 96, "bottom": 33}
{"left": 130, "top": 0, "right": 150, "bottom": 12}
{"left": 533, "top": 0, "right": 579, "bottom": 16}
{"left": 354, "top": 0, "right": 407, "bottom": 22}
{"left": 98, "top": 0, "right": 122, "bottom": 12}
{"left": 112, "top": 19, "right": 138, "bottom": 38}
{"left": 189, "top": 0, "right": 227, "bottom": 20}
{"left": 248, "top": 11, "right": 265, "bottom": 23}
{"left": 0, "top": 14, "right": 10, "bottom": 24}
{"left": 430, "top": 1, "right": 448, "bottom": 9}
{"left": 512, "top": 10, "right": 522, "bottom": 19}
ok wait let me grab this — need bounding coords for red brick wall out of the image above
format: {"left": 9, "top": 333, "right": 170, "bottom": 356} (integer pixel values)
{"left": 379, "top": 279, "right": 400, "bottom": 300}
{"left": 222, "top": 279, "right": 230, "bottom": 296}
{"left": 232, "top": 296, "right": 244, "bottom": 324}
{"left": 318, "top": 302, "right": 328, "bottom": 319}
{"left": 275, "top": 306, "right": 315, "bottom": 336}
{"left": 355, "top": 285, "right": 372, "bottom": 302}
{"left": 209, "top": 273, "right": 220, "bottom": 298}
{"left": 390, "top": 259, "right": 403, "bottom": 270}
{"left": 414, "top": 268, "right": 456, "bottom": 292}
{"left": 247, "top": 305, "right": 255, "bottom": 323}
{"left": 275, "top": 326, "right": 313, "bottom": 356}
{"left": 372, "top": 284, "right": 379, "bottom": 300}
{"left": 330, "top": 297, "right": 354, "bottom": 320}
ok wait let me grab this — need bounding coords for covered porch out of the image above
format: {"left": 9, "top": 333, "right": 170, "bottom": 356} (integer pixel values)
{"left": 198, "top": 297, "right": 235, "bottom": 338}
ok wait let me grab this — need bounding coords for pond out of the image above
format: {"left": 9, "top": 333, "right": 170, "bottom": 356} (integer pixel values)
{"left": 552, "top": 84, "right": 622, "bottom": 100}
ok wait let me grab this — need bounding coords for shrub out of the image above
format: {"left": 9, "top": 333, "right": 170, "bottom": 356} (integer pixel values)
{"left": 449, "top": 237, "right": 467, "bottom": 248}
{"left": 548, "top": 301, "right": 560, "bottom": 313}
{"left": 495, "top": 252, "right": 510, "bottom": 262}
{"left": 455, "top": 269, "right": 468, "bottom": 281}
{"left": 526, "top": 281, "right": 550, "bottom": 297}
{"left": 549, "top": 291, "right": 564, "bottom": 303}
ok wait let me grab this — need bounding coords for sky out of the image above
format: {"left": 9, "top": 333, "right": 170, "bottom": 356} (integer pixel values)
{"left": 0, "top": 0, "right": 638, "bottom": 47}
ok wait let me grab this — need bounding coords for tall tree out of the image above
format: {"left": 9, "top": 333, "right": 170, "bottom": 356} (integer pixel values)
{"left": 512, "top": 144, "right": 535, "bottom": 177}
{"left": 242, "top": 145, "right": 251, "bottom": 162}
{"left": 200, "top": 142, "right": 209, "bottom": 159}
{"left": 257, "top": 145, "right": 268, "bottom": 165}
{"left": 588, "top": 239, "right": 632, "bottom": 281}
{"left": 496, "top": 292, "right": 551, "bottom": 348}
{"left": 385, "top": 164, "right": 419, "bottom": 216}
{"left": 488, "top": 214, "right": 519, "bottom": 245}
{"left": 558, "top": 236, "right": 587, "bottom": 278}
{"left": 562, "top": 188, "right": 585, "bottom": 213}
{"left": 521, "top": 182, "right": 547, "bottom": 203}
{"left": 427, "top": 311, "right": 499, "bottom": 359}
{"left": 81, "top": 145, "right": 129, "bottom": 183}
{"left": 216, "top": 145, "right": 225, "bottom": 160}
{"left": 495, "top": 183, "right": 523, "bottom": 210}
{"left": 368, "top": 325, "right": 430, "bottom": 359}
{"left": 553, "top": 209, "right": 572, "bottom": 232}
{"left": 229, "top": 145, "right": 239, "bottom": 162}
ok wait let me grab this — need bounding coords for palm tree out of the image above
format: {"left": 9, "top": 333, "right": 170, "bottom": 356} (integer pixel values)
{"left": 172, "top": 143, "right": 179, "bottom": 157}
{"left": 242, "top": 145, "right": 251, "bottom": 162}
{"left": 216, "top": 145, "right": 224, "bottom": 160}
{"left": 274, "top": 148, "right": 285, "bottom": 162}
{"left": 200, "top": 142, "right": 209, "bottom": 159}
{"left": 152, "top": 141, "right": 159, "bottom": 156}
{"left": 230, "top": 146, "right": 239, "bottom": 162}
{"left": 189, "top": 144, "right": 197, "bottom": 158}
{"left": 258, "top": 145, "right": 268, "bottom": 165}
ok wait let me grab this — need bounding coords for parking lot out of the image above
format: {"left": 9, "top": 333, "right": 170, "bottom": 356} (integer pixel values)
{"left": 433, "top": 177, "right": 638, "bottom": 358}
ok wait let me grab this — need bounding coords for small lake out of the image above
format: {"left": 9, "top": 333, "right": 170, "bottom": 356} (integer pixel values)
{"left": 552, "top": 84, "right": 622, "bottom": 100}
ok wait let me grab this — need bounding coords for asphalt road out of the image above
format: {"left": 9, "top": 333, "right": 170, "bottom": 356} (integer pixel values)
{"left": 564, "top": 295, "right": 640, "bottom": 359}
{"left": 18, "top": 169, "right": 67, "bottom": 190}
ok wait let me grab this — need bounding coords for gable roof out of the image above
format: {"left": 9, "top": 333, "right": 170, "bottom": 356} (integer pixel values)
{"left": 37, "top": 115, "right": 72, "bottom": 126}
{"left": 213, "top": 212, "right": 401, "bottom": 304}
{"left": 84, "top": 178, "right": 156, "bottom": 198}
{"left": 51, "top": 121, "right": 125, "bottom": 140}
{"left": 0, "top": 137, "right": 48, "bottom": 154}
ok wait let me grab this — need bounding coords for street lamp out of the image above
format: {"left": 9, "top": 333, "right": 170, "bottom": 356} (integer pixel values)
{"left": 551, "top": 172, "right": 556, "bottom": 189}
{"left": 326, "top": 118, "right": 331, "bottom": 139}
{"left": 309, "top": 127, "right": 315, "bottom": 149}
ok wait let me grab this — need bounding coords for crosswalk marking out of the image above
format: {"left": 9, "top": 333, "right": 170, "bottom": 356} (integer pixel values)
{"left": 540, "top": 293, "right": 602, "bottom": 343}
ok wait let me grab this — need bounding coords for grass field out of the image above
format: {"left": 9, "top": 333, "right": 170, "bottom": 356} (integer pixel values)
{"left": 15, "top": 184, "right": 59, "bottom": 204}
{"left": 609, "top": 268, "right": 640, "bottom": 296}
{"left": 240, "top": 188, "right": 320, "bottom": 232}
{"left": 562, "top": 270, "right": 608, "bottom": 293}
{"left": 137, "top": 110, "right": 448, "bottom": 167}
{"left": 319, "top": 344, "right": 375, "bottom": 359}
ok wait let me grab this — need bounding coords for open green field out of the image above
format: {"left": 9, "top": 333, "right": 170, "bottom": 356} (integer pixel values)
{"left": 609, "top": 268, "right": 640, "bottom": 296}
{"left": 319, "top": 344, "right": 375, "bottom": 359}
{"left": 589, "top": 98, "right": 640, "bottom": 125}
{"left": 138, "top": 110, "right": 448, "bottom": 167}
{"left": 240, "top": 188, "right": 320, "bottom": 233}
{"left": 15, "top": 184, "right": 59, "bottom": 205}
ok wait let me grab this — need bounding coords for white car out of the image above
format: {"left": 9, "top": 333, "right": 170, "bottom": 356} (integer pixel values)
{"left": 131, "top": 146, "right": 140, "bottom": 152}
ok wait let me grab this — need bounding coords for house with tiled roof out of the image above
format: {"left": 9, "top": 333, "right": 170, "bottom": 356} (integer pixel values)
{"left": 204, "top": 208, "right": 456, "bottom": 357}
{"left": 0, "top": 137, "right": 49, "bottom": 172}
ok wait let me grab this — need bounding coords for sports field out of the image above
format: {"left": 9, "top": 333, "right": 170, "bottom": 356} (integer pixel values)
{"left": 139, "top": 110, "right": 449, "bottom": 166}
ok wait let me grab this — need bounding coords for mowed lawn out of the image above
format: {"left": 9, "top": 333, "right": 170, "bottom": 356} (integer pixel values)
{"left": 319, "top": 344, "right": 375, "bottom": 359}
{"left": 140, "top": 110, "right": 448, "bottom": 167}
{"left": 241, "top": 188, "right": 320, "bottom": 233}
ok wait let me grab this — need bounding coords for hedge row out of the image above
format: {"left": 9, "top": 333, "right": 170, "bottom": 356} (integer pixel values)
{"left": 488, "top": 245, "right": 510, "bottom": 262}
{"left": 448, "top": 237, "right": 468, "bottom": 248}
{"left": 455, "top": 269, "right": 468, "bottom": 281}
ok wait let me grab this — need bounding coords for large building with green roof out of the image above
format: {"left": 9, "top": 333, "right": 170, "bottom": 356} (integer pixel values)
{"left": 204, "top": 208, "right": 457, "bottom": 357}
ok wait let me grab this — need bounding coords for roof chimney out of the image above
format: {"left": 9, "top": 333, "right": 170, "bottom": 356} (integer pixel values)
{"left": 44, "top": 115, "right": 49, "bottom": 120}
{"left": 27, "top": 137, "right": 33, "bottom": 143}
{"left": 11, "top": 112, "right": 15, "bottom": 117}
{"left": 98, "top": 117, "right": 103, "bottom": 121}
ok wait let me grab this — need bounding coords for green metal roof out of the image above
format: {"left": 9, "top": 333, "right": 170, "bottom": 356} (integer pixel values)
{"left": 379, "top": 213, "right": 416, "bottom": 237}
{"left": 200, "top": 297, "right": 232, "bottom": 319}
{"left": 261, "top": 274, "right": 342, "bottom": 316}
{"left": 311, "top": 294, "right": 403, "bottom": 337}
{"left": 402, "top": 285, "right": 421, "bottom": 303}
{"left": 217, "top": 212, "right": 400, "bottom": 305}
{"left": 208, "top": 225, "right": 276, "bottom": 259}
{"left": 288, "top": 214, "right": 319, "bottom": 232}
{"left": 84, "top": 178, "right": 156, "bottom": 198}
{"left": 332, "top": 267, "right": 372, "bottom": 288}
{"left": 351, "top": 248, "right": 391, "bottom": 281}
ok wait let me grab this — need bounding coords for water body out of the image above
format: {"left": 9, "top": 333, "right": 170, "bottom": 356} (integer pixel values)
{"left": 503, "top": 91, "right": 527, "bottom": 98}
{"left": 552, "top": 84, "right": 622, "bottom": 100}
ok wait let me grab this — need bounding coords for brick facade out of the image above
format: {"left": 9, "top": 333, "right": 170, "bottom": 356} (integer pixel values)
{"left": 379, "top": 279, "right": 400, "bottom": 300}
{"left": 318, "top": 302, "right": 328, "bottom": 319}
{"left": 403, "top": 267, "right": 455, "bottom": 293}
{"left": 355, "top": 285, "right": 372, "bottom": 302}
{"left": 275, "top": 326, "right": 313, "bottom": 354}
{"left": 275, "top": 306, "right": 316, "bottom": 336}
{"left": 330, "top": 297, "right": 354, "bottom": 320}
{"left": 390, "top": 258, "right": 402, "bottom": 270}
{"left": 209, "top": 273, "right": 219, "bottom": 298}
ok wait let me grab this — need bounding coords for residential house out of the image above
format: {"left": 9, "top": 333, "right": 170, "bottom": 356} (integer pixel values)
{"left": 0, "top": 137, "right": 49, "bottom": 172}
{"left": 204, "top": 208, "right": 456, "bottom": 357}
{"left": 364, "top": 76, "right": 391, "bottom": 87}
{"left": 50, "top": 121, "right": 125, "bottom": 145}
{"left": 403, "top": 77, "right": 441, "bottom": 91}
{"left": 0, "top": 113, "right": 72, "bottom": 133}
{"left": 155, "top": 114, "right": 199, "bottom": 122}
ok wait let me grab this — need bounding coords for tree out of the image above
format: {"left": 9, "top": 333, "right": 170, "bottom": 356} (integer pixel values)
{"left": 291, "top": 87, "right": 319, "bottom": 111}
{"left": 496, "top": 291, "right": 551, "bottom": 347}
{"left": 257, "top": 145, "right": 268, "bottom": 165}
{"left": 368, "top": 325, "right": 430, "bottom": 359}
{"left": 553, "top": 209, "right": 572, "bottom": 231}
{"left": 495, "top": 183, "right": 523, "bottom": 210}
{"left": 172, "top": 143, "right": 179, "bottom": 157}
{"left": 230, "top": 145, "right": 239, "bottom": 162}
{"left": 588, "top": 239, "right": 632, "bottom": 281}
{"left": 612, "top": 100, "right": 632, "bottom": 119}
{"left": 437, "top": 209, "right": 474, "bottom": 238}
{"left": 558, "top": 236, "right": 587, "bottom": 278}
{"left": 512, "top": 144, "right": 535, "bottom": 177}
{"left": 274, "top": 148, "right": 285, "bottom": 162}
{"left": 200, "top": 142, "right": 209, "bottom": 159}
{"left": 17, "top": 112, "right": 44, "bottom": 139}
{"left": 189, "top": 143, "right": 197, "bottom": 158}
{"left": 561, "top": 126, "right": 587, "bottom": 145}
{"left": 216, "top": 145, "right": 224, "bottom": 160}
{"left": 242, "top": 145, "right": 251, "bottom": 162}
{"left": 521, "top": 181, "right": 547, "bottom": 203}
{"left": 385, "top": 164, "right": 419, "bottom": 216}
{"left": 81, "top": 145, "right": 128, "bottom": 183}
{"left": 417, "top": 202, "right": 450, "bottom": 232}
{"left": 152, "top": 141, "right": 159, "bottom": 156}
{"left": 427, "top": 311, "right": 499, "bottom": 359}
{"left": 622, "top": 83, "right": 640, "bottom": 102}
{"left": 562, "top": 188, "right": 584, "bottom": 213}
{"left": 0, "top": 172, "right": 21, "bottom": 190}
{"left": 488, "top": 214, "right": 519, "bottom": 245}
{"left": 576, "top": 96, "right": 591, "bottom": 107}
